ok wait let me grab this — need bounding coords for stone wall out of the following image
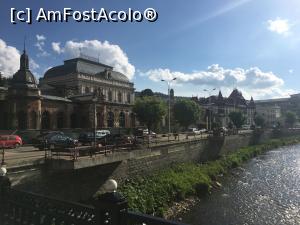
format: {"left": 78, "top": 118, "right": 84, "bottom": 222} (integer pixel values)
{"left": 8, "top": 130, "right": 300, "bottom": 202}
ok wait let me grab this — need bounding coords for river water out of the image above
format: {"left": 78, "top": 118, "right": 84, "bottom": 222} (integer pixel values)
{"left": 181, "top": 144, "right": 300, "bottom": 225}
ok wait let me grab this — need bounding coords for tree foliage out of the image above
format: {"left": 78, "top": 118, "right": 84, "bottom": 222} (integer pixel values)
{"left": 254, "top": 114, "right": 265, "bottom": 128}
{"left": 140, "top": 89, "right": 154, "bottom": 98}
{"left": 285, "top": 111, "right": 297, "bottom": 127}
{"left": 133, "top": 96, "right": 166, "bottom": 131}
{"left": 173, "top": 99, "right": 202, "bottom": 129}
{"left": 229, "top": 111, "right": 245, "bottom": 129}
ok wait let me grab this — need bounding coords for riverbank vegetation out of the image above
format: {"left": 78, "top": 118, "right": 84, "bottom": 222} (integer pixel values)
{"left": 119, "top": 136, "right": 300, "bottom": 217}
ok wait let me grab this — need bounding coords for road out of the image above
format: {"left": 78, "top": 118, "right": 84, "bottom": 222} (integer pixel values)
{"left": 0, "top": 130, "right": 252, "bottom": 169}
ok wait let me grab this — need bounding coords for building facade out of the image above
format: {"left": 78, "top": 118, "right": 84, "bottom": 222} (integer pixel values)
{"left": 195, "top": 89, "right": 255, "bottom": 128}
{"left": 0, "top": 51, "right": 135, "bottom": 130}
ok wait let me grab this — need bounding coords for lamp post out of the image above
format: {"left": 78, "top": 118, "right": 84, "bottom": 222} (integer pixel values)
{"left": 161, "top": 78, "right": 177, "bottom": 141}
{"left": 203, "top": 88, "right": 216, "bottom": 131}
{"left": 92, "top": 91, "right": 98, "bottom": 150}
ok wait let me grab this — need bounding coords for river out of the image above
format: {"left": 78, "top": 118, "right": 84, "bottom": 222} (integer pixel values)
{"left": 181, "top": 144, "right": 300, "bottom": 225}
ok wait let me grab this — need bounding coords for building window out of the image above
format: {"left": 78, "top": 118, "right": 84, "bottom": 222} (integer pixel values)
{"left": 118, "top": 92, "right": 122, "bottom": 103}
{"left": 119, "top": 112, "right": 125, "bottom": 127}
{"left": 30, "top": 111, "right": 37, "bottom": 129}
{"left": 70, "top": 113, "right": 78, "bottom": 128}
{"left": 130, "top": 113, "right": 135, "bottom": 128}
{"left": 41, "top": 111, "right": 51, "bottom": 130}
{"left": 108, "top": 90, "right": 113, "bottom": 102}
{"left": 85, "top": 87, "right": 90, "bottom": 93}
{"left": 127, "top": 93, "right": 131, "bottom": 103}
{"left": 107, "top": 112, "right": 114, "bottom": 127}
{"left": 57, "top": 112, "right": 64, "bottom": 129}
{"left": 17, "top": 111, "right": 27, "bottom": 130}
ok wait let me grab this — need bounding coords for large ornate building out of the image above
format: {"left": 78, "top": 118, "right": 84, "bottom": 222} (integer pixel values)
{"left": 195, "top": 89, "right": 255, "bottom": 128}
{"left": 0, "top": 50, "right": 135, "bottom": 130}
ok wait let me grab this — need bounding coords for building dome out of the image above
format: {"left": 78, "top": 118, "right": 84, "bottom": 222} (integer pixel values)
{"left": 12, "top": 50, "right": 37, "bottom": 87}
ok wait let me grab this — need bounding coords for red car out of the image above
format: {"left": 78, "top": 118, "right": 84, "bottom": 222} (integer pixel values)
{"left": 0, "top": 135, "right": 23, "bottom": 148}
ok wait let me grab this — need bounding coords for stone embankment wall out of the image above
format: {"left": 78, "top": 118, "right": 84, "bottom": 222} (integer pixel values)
{"left": 8, "top": 129, "right": 300, "bottom": 202}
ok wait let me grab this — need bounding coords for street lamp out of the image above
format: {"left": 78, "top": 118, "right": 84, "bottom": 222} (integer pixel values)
{"left": 161, "top": 77, "right": 177, "bottom": 141}
{"left": 203, "top": 88, "right": 216, "bottom": 131}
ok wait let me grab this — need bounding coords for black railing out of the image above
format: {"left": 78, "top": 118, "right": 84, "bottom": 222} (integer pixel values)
{"left": 0, "top": 176, "right": 189, "bottom": 225}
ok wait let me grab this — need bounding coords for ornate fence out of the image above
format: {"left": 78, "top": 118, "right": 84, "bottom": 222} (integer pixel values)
{"left": 0, "top": 176, "right": 188, "bottom": 225}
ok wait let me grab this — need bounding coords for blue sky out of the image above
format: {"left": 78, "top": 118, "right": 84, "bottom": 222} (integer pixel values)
{"left": 0, "top": 0, "right": 299, "bottom": 99}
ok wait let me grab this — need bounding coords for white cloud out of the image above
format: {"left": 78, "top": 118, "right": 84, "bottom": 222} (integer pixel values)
{"left": 29, "top": 59, "right": 40, "bottom": 70}
{"left": 36, "top": 35, "right": 46, "bottom": 42}
{"left": 52, "top": 39, "right": 135, "bottom": 80}
{"left": 0, "top": 39, "right": 41, "bottom": 78}
{"left": 51, "top": 42, "right": 64, "bottom": 54}
{"left": 141, "top": 64, "right": 294, "bottom": 99}
{"left": 267, "top": 18, "right": 291, "bottom": 36}
{"left": 35, "top": 34, "right": 49, "bottom": 56}
{"left": 0, "top": 39, "right": 20, "bottom": 77}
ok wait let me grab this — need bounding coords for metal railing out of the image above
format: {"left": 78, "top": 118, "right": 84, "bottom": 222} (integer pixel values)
{"left": 0, "top": 176, "right": 189, "bottom": 225}
{"left": 46, "top": 132, "right": 211, "bottom": 161}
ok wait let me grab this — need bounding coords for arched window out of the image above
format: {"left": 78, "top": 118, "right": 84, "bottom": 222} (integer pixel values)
{"left": 41, "top": 111, "right": 50, "bottom": 130}
{"left": 85, "top": 86, "right": 90, "bottom": 93}
{"left": 30, "top": 111, "right": 37, "bottom": 129}
{"left": 108, "top": 90, "right": 113, "bottom": 102}
{"left": 57, "top": 112, "right": 64, "bottom": 129}
{"left": 107, "top": 112, "right": 114, "bottom": 127}
{"left": 119, "top": 112, "right": 125, "bottom": 128}
{"left": 17, "top": 111, "right": 27, "bottom": 130}
{"left": 118, "top": 92, "right": 122, "bottom": 103}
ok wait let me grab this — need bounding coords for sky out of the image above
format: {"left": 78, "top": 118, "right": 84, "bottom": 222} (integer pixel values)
{"left": 0, "top": 0, "right": 300, "bottom": 100}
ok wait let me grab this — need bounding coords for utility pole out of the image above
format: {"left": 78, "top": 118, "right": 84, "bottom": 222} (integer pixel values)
{"left": 204, "top": 88, "right": 216, "bottom": 131}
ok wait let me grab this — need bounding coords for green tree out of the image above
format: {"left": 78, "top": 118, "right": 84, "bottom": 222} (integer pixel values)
{"left": 285, "top": 111, "right": 297, "bottom": 128}
{"left": 254, "top": 114, "right": 265, "bottom": 128}
{"left": 229, "top": 111, "right": 245, "bottom": 129}
{"left": 133, "top": 96, "right": 166, "bottom": 132}
{"left": 173, "top": 99, "right": 202, "bottom": 129}
{"left": 140, "top": 89, "right": 154, "bottom": 98}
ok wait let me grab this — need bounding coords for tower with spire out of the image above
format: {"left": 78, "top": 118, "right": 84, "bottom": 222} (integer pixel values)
{"left": 7, "top": 44, "right": 41, "bottom": 130}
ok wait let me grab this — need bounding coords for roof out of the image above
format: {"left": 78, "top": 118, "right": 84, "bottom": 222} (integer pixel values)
{"left": 44, "top": 57, "right": 130, "bottom": 83}
{"left": 95, "top": 70, "right": 130, "bottom": 83}
{"left": 197, "top": 89, "right": 254, "bottom": 107}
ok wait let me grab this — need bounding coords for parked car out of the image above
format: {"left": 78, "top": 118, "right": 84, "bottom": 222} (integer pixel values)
{"left": 187, "top": 128, "right": 201, "bottom": 135}
{"left": 0, "top": 135, "right": 22, "bottom": 148}
{"left": 143, "top": 129, "right": 157, "bottom": 138}
{"left": 33, "top": 131, "right": 64, "bottom": 148}
{"left": 241, "top": 124, "right": 251, "bottom": 130}
{"left": 78, "top": 132, "right": 108, "bottom": 145}
{"left": 199, "top": 129, "right": 207, "bottom": 133}
{"left": 35, "top": 133, "right": 78, "bottom": 150}
{"left": 96, "top": 130, "right": 110, "bottom": 137}
{"left": 99, "top": 134, "right": 134, "bottom": 146}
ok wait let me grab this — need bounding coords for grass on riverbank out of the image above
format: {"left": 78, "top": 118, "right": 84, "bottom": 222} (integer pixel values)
{"left": 119, "top": 136, "right": 300, "bottom": 216}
